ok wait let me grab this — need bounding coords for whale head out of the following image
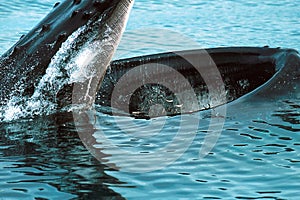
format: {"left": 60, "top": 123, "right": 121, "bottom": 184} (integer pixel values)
{"left": 0, "top": 0, "right": 134, "bottom": 118}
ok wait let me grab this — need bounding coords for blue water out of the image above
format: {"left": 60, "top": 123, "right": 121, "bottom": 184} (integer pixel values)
{"left": 0, "top": 0, "right": 300, "bottom": 199}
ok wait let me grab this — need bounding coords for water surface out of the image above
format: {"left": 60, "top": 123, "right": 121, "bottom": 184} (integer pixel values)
{"left": 0, "top": 0, "right": 299, "bottom": 199}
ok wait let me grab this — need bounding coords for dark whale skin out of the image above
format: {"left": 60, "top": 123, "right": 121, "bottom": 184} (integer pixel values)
{"left": 0, "top": 0, "right": 129, "bottom": 104}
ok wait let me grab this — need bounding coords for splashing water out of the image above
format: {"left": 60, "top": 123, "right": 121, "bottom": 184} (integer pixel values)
{"left": 0, "top": 23, "right": 114, "bottom": 121}
{"left": 0, "top": 27, "right": 82, "bottom": 121}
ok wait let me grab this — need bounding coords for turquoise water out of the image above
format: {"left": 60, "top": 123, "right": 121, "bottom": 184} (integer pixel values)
{"left": 1, "top": 0, "right": 300, "bottom": 54}
{"left": 0, "top": 0, "right": 300, "bottom": 199}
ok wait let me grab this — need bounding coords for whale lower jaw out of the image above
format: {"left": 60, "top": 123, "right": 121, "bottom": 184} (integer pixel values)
{"left": 96, "top": 47, "right": 300, "bottom": 118}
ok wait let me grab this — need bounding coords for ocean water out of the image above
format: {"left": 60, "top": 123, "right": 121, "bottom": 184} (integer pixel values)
{"left": 0, "top": 0, "right": 300, "bottom": 199}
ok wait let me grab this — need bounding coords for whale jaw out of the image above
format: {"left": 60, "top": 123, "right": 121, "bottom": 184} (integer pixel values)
{"left": 97, "top": 47, "right": 300, "bottom": 118}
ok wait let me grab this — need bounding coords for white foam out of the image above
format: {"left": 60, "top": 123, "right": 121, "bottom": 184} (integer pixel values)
{"left": 0, "top": 26, "right": 86, "bottom": 121}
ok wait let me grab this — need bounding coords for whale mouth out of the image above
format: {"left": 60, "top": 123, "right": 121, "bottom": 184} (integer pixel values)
{"left": 0, "top": 1, "right": 299, "bottom": 121}
{"left": 96, "top": 47, "right": 300, "bottom": 118}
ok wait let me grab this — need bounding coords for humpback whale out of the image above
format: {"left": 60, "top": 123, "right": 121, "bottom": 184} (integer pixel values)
{"left": 0, "top": 0, "right": 299, "bottom": 120}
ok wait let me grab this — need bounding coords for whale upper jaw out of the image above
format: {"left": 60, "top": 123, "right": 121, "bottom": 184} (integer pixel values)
{"left": 0, "top": 0, "right": 134, "bottom": 108}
